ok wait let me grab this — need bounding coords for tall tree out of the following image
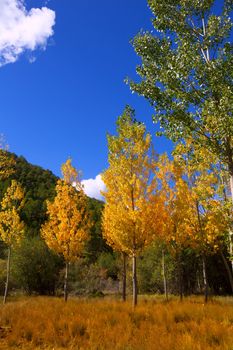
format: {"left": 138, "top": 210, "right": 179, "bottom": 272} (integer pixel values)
{"left": 156, "top": 154, "right": 194, "bottom": 300}
{"left": 0, "top": 180, "right": 24, "bottom": 304}
{"left": 41, "top": 158, "right": 91, "bottom": 302}
{"left": 102, "top": 106, "right": 163, "bottom": 307}
{"left": 158, "top": 143, "right": 232, "bottom": 301}
{"left": 128, "top": 0, "right": 233, "bottom": 200}
{"left": 175, "top": 140, "right": 233, "bottom": 290}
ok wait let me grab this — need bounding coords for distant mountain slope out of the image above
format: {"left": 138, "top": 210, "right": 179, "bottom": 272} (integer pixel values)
{"left": 0, "top": 152, "right": 58, "bottom": 236}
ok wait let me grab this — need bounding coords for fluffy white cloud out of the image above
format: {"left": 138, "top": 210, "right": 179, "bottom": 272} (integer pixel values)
{"left": 82, "top": 174, "right": 106, "bottom": 201}
{"left": 0, "top": 0, "right": 55, "bottom": 66}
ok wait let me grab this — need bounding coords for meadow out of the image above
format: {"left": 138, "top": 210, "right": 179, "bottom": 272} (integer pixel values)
{"left": 0, "top": 296, "right": 232, "bottom": 349}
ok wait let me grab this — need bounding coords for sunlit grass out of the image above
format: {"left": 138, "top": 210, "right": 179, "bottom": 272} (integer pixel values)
{"left": 0, "top": 296, "right": 232, "bottom": 349}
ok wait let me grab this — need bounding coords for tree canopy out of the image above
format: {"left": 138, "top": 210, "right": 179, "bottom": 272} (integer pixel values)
{"left": 128, "top": 0, "right": 233, "bottom": 193}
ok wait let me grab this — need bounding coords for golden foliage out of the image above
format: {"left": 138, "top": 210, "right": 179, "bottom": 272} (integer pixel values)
{"left": 0, "top": 135, "right": 15, "bottom": 180}
{"left": 61, "top": 158, "right": 82, "bottom": 190}
{"left": 158, "top": 141, "right": 232, "bottom": 254}
{"left": 102, "top": 109, "right": 164, "bottom": 256}
{"left": 0, "top": 180, "right": 24, "bottom": 247}
{"left": 41, "top": 159, "right": 90, "bottom": 262}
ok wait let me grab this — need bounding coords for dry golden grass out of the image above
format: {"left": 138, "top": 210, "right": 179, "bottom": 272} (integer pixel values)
{"left": 0, "top": 296, "right": 232, "bottom": 349}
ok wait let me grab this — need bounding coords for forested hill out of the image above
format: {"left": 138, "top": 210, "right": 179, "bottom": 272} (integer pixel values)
{"left": 0, "top": 152, "right": 104, "bottom": 240}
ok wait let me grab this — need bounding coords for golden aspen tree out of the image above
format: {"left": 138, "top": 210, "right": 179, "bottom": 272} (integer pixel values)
{"left": 41, "top": 158, "right": 91, "bottom": 302}
{"left": 156, "top": 154, "right": 195, "bottom": 300}
{"left": 176, "top": 141, "right": 233, "bottom": 299}
{"left": 0, "top": 180, "right": 24, "bottom": 304}
{"left": 102, "top": 106, "right": 163, "bottom": 307}
{"left": 159, "top": 142, "right": 232, "bottom": 302}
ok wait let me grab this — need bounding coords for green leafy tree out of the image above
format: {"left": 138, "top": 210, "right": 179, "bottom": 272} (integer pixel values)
{"left": 128, "top": 0, "right": 233, "bottom": 200}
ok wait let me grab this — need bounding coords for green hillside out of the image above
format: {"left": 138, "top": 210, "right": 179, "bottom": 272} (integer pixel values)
{"left": 0, "top": 152, "right": 105, "bottom": 251}
{"left": 0, "top": 152, "right": 58, "bottom": 236}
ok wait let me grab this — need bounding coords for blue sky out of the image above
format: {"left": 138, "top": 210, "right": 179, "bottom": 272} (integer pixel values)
{"left": 0, "top": 0, "right": 173, "bottom": 185}
{"left": 0, "top": 0, "right": 228, "bottom": 198}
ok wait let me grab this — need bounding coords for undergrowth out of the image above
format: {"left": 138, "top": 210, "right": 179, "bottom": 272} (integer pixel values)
{"left": 0, "top": 296, "right": 232, "bottom": 349}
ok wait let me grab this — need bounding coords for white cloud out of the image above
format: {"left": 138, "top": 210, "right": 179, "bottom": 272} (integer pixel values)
{"left": 0, "top": 0, "right": 55, "bottom": 66}
{"left": 82, "top": 174, "right": 106, "bottom": 201}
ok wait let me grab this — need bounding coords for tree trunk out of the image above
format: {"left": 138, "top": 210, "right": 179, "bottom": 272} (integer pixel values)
{"left": 197, "top": 271, "right": 201, "bottom": 293}
{"left": 220, "top": 164, "right": 233, "bottom": 275}
{"left": 202, "top": 254, "right": 208, "bottom": 303}
{"left": 64, "top": 261, "right": 69, "bottom": 302}
{"left": 132, "top": 254, "right": 137, "bottom": 307}
{"left": 162, "top": 249, "right": 168, "bottom": 301}
{"left": 3, "top": 247, "right": 11, "bottom": 305}
{"left": 178, "top": 253, "right": 183, "bottom": 302}
{"left": 229, "top": 234, "right": 233, "bottom": 274}
{"left": 122, "top": 252, "right": 127, "bottom": 302}
{"left": 229, "top": 173, "right": 233, "bottom": 273}
{"left": 220, "top": 250, "right": 233, "bottom": 293}
{"left": 230, "top": 173, "right": 233, "bottom": 203}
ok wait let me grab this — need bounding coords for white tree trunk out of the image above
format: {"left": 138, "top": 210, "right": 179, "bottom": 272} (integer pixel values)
{"left": 3, "top": 247, "right": 11, "bottom": 305}
{"left": 229, "top": 174, "right": 233, "bottom": 273}
{"left": 132, "top": 254, "right": 137, "bottom": 307}
{"left": 64, "top": 261, "right": 69, "bottom": 302}
{"left": 162, "top": 249, "right": 168, "bottom": 301}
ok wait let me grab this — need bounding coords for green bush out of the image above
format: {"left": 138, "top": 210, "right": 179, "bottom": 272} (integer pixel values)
{"left": 137, "top": 242, "right": 175, "bottom": 294}
{"left": 12, "top": 237, "right": 63, "bottom": 295}
{"left": 96, "top": 252, "right": 120, "bottom": 280}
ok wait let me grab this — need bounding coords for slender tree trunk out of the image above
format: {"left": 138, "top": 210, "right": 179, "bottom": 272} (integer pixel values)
{"left": 132, "top": 254, "right": 137, "bottom": 307}
{"left": 220, "top": 164, "right": 233, "bottom": 275}
{"left": 230, "top": 173, "right": 233, "bottom": 203}
{"left": 162, "top": 249, "right": 168, "bottom": 301}
{"left": 229, "top": 173, "right": 233, "bottom": 273}
{"left": 3, "top": 247, "right": 11, "bottom": 305}
{"left": 122, "top": 252, "right": 127, "bottom": 302}
{"left": 197, "top": 271, "right": 201, "bottom": 293}
{"left": 64, "top": 261, "right": 69, "bottom": 302}
{"left": 220, "top": 250, "right": 233, "bottom": 293}
{"left": 202, "top": 254, "right": 208, "bottom": 303}
{"left": 178, "top": 253, "right": 183, "bottom": 302}
{"left": 229, "top": 234, "right": 233, "bottom": 274}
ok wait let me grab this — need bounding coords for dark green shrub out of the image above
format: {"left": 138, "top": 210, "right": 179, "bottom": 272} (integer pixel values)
{"left": 12, "top": 237, "right": 63, "bottom": 295}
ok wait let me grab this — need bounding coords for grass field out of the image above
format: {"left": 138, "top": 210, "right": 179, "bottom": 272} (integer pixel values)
{"left": 0, "top": 296, "right": 232, "bottom": 349}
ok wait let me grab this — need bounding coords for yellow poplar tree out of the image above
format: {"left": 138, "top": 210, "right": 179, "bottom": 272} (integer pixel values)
{"left": 156, "top": 154, "right": 195, "bottom": 300}
{"left": 41, "top": 158, "right": 91, "bottom": 301}
{"left": 0, "top": 180, "right": 24, "bottom": 304}
{"left": 178, "top": 143, "right": 232, "bottom": 302}
{"left": 159, "top": 141, "right": 232, "bottom": 301}
{"left": 102, "top": 106, "right": 163, "bottom": 307}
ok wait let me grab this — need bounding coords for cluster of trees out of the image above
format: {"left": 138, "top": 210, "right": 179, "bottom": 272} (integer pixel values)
{"left": 0, "top": 148, "right": 107, "bottom": 301}
{"left": 102, "top": 107, "right": 233, "bottom": 306}
{"left": 0, "top": 0, "right": 232, "bottom": 306}
{"left": 103, "top": 0, "right": 233, "bottom": 306}
{"left": 0, "top": 127, "right": 232, "bottom": 305}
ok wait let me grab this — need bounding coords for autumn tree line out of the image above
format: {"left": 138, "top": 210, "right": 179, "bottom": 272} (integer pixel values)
{"left": 0, "top": 0, "right": 232, "bottom": 306}
{"left": 0, "top": 106, "right": 232, "bottom": 306}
